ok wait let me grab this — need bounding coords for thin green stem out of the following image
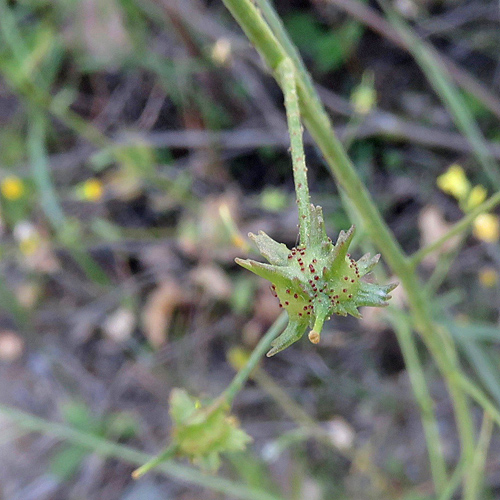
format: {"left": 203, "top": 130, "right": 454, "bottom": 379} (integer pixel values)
{"left": 410, "top": 190, "right": 500, "bottom": 267}
{"left": 378, "top": 0, "right": 500, "bottom": 190}
{"left": 28, "top": 110, "right": 66, "bottom": 227}
{"left": 438, "top": 458, "right": 466, "bottom": 500}
{"left": 425, "top": 236, "right": 466, "bottom": 296}
{"left": 254, "top": 0, "right": 319, "bottom": 108}
{"left": 0, "top": 404, "right": 283, "bottom": 500}
{"left": 464, "top": 411, "right": 493, "bottom": 500}
{"left": 276, "top": 59, "right": 311, "bottom": 243}
{"left": 221, "top": 312, "right": 288, "bottom": 405}
{"left": 389, "top": 310, "right": 447, "bottom": 493}
{"left": 458, "top": 374, "right": 500, "bottom": 428}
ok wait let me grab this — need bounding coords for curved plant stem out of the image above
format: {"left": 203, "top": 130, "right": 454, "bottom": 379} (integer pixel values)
{"left": 0, "top": 404, "right": 283, "bottom": 500}
{"left": 410, "top": 190, "right": 500, "bottom": 267}
{"left": 221, "top": 312, "right": 288, "bottom": 405}
{"left": 276, "top": 58, "right": 311, "bottom": 243}
{"left": 220, "top": 0, "right": 476, "bottom": 494}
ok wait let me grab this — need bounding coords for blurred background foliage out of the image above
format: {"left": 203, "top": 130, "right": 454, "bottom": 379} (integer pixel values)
{"left": 0, "top": 0, "right": 499, "bottom": 499}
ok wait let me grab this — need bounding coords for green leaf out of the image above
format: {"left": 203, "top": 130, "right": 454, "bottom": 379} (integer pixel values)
{"left": 169, "top": 389, "right": 252, "bottom": 471}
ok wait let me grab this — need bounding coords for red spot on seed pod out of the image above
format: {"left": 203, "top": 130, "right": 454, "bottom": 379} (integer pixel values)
{"left": 294, "top": 293, "right": 298, "bottom": 299}
{"left": 351, "top": 279, "right": 355, "bottom": 283}
{"left": 343, "top": 289, "right": 347, "bottom": 293}
{"left": 298, "top": 313, "right": 302, "bottom": 317}
{"left": 303, "top": 306, "right": 308, "bottom": 311}
{"left": 279, "top": 304, "right": 283, "bottom": 308}
{"left": 314, "top": 276, "right": 319, "bottom": 281}
{"left": 344, "top": 277, "right": 348, "bottom": 281}
{"left": 286, "top": 289, "right": 291, "bottom": 294}
{"left": 309, "top": 264, "right": 315, "bottom": 272}
{"left": 312, "top": 259, "right": 317, "bottom": 263}
{"left": 348, "top": 294, "right": 352, "bottom": 298}
{"left": 285, "top": 301, "right": 289, "bottom": 305}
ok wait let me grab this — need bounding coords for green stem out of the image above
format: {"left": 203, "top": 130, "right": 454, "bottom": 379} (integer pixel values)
{"left": 458, "top": 374, "right": 500, "bottom": 428}
{"left": 464, "top": 411, "right": 493, "bottom": 500}
{"left": 0, "top": 404, "right": 283, "bottom": 500}
{"left": 221, "top": 312, "right": 288, "bottom": 405}
{"left": 389, "top": 310, "right": 447, "bottom": 492}
{"left": 277, "top": 58, "right": 311, "bottom": 243}
{"left": 438, "top": 458, "right": 466, "bottom": 500}
{"left": 379, "top": 0, "right": 500, "bottom": 190}
{"left": 410, "top": 190, "right": 500, "bottom": 267}
{"left": 28, "top": 110, "right": 66, "bottom": 227}
{"left": 221, "top": 0, "right": 476, "bottom": 489}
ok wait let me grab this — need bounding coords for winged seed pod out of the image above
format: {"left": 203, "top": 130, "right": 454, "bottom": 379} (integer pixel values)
{"left": 236, "top": 205, "right": 397, "bottom": 356}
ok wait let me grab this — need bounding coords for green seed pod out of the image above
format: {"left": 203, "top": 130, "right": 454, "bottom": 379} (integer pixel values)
{"left": 236, "top": 205, "right": 397, "bottom": 356}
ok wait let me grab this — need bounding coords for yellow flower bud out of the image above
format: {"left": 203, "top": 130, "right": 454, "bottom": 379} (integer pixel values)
{"left": 351, "top": 85, "right": 376, "bottom": 115}
{"left": 1, "top": 176, "right": 25, "bottom": 201}
{"left": 478, "top": 267, "right": 498, "bottom": 288}
{"left": 437, "top": 164, "right": 470, "bottom": 201}
{"left": 466, "top": 185, "right": 487, "bottom": 211}
{"left": 82, "top": 179, "right": 103, "bottom": 202}
{"left": 473, "top": 213, "right": 499, "bottom": 242}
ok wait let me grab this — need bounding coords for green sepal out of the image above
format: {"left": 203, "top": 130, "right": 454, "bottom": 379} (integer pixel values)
{"left": 249, "top": 231, "right": 290, "bottom": 265}
{"left": 235, "top": 258, "right": 292, "bottom": 290}
{"left": 267, "top": 316, "right": 309, "bottom": 357}
{"left": 355, "top": 281, "right": 397, "bottom": 307}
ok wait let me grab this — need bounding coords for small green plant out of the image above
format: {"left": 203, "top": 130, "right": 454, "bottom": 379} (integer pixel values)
{"left": 237, "top": 58, "right": 395, "bottom": 356}
{"left": 1, "top": 1, "right": 500, "bottom": 499}
{"left": 132, "top": 389, "right": 251, "bottom": 476}
{"left": 237, "top": 216, "right": 395, "bottom": 356}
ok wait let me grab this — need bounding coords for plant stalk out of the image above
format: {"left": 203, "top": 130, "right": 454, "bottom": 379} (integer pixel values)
{"left": 276, "top": 58, "right": 311, "bottom": 243}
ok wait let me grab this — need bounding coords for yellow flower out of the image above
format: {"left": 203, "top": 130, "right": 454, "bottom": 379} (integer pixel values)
{"left": 437, "top": 164, "right": 470, "bottom": 201}
{"left": 479, "top": 267, "right": 498, "bottom": 288}
{"left": 19, "top": 236, "right": 40, "bottom": 256}
{"left": 466, "top": 185, "right": 487, "bottom": 211}
{"left": 473, "top": 213, "right": 499, "bottom": 242}
{"left": 82, "top": 178, "right": 103, "bottom": 202}
{"left": 1, "top": 176, "right": 25, "bottom": 201}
